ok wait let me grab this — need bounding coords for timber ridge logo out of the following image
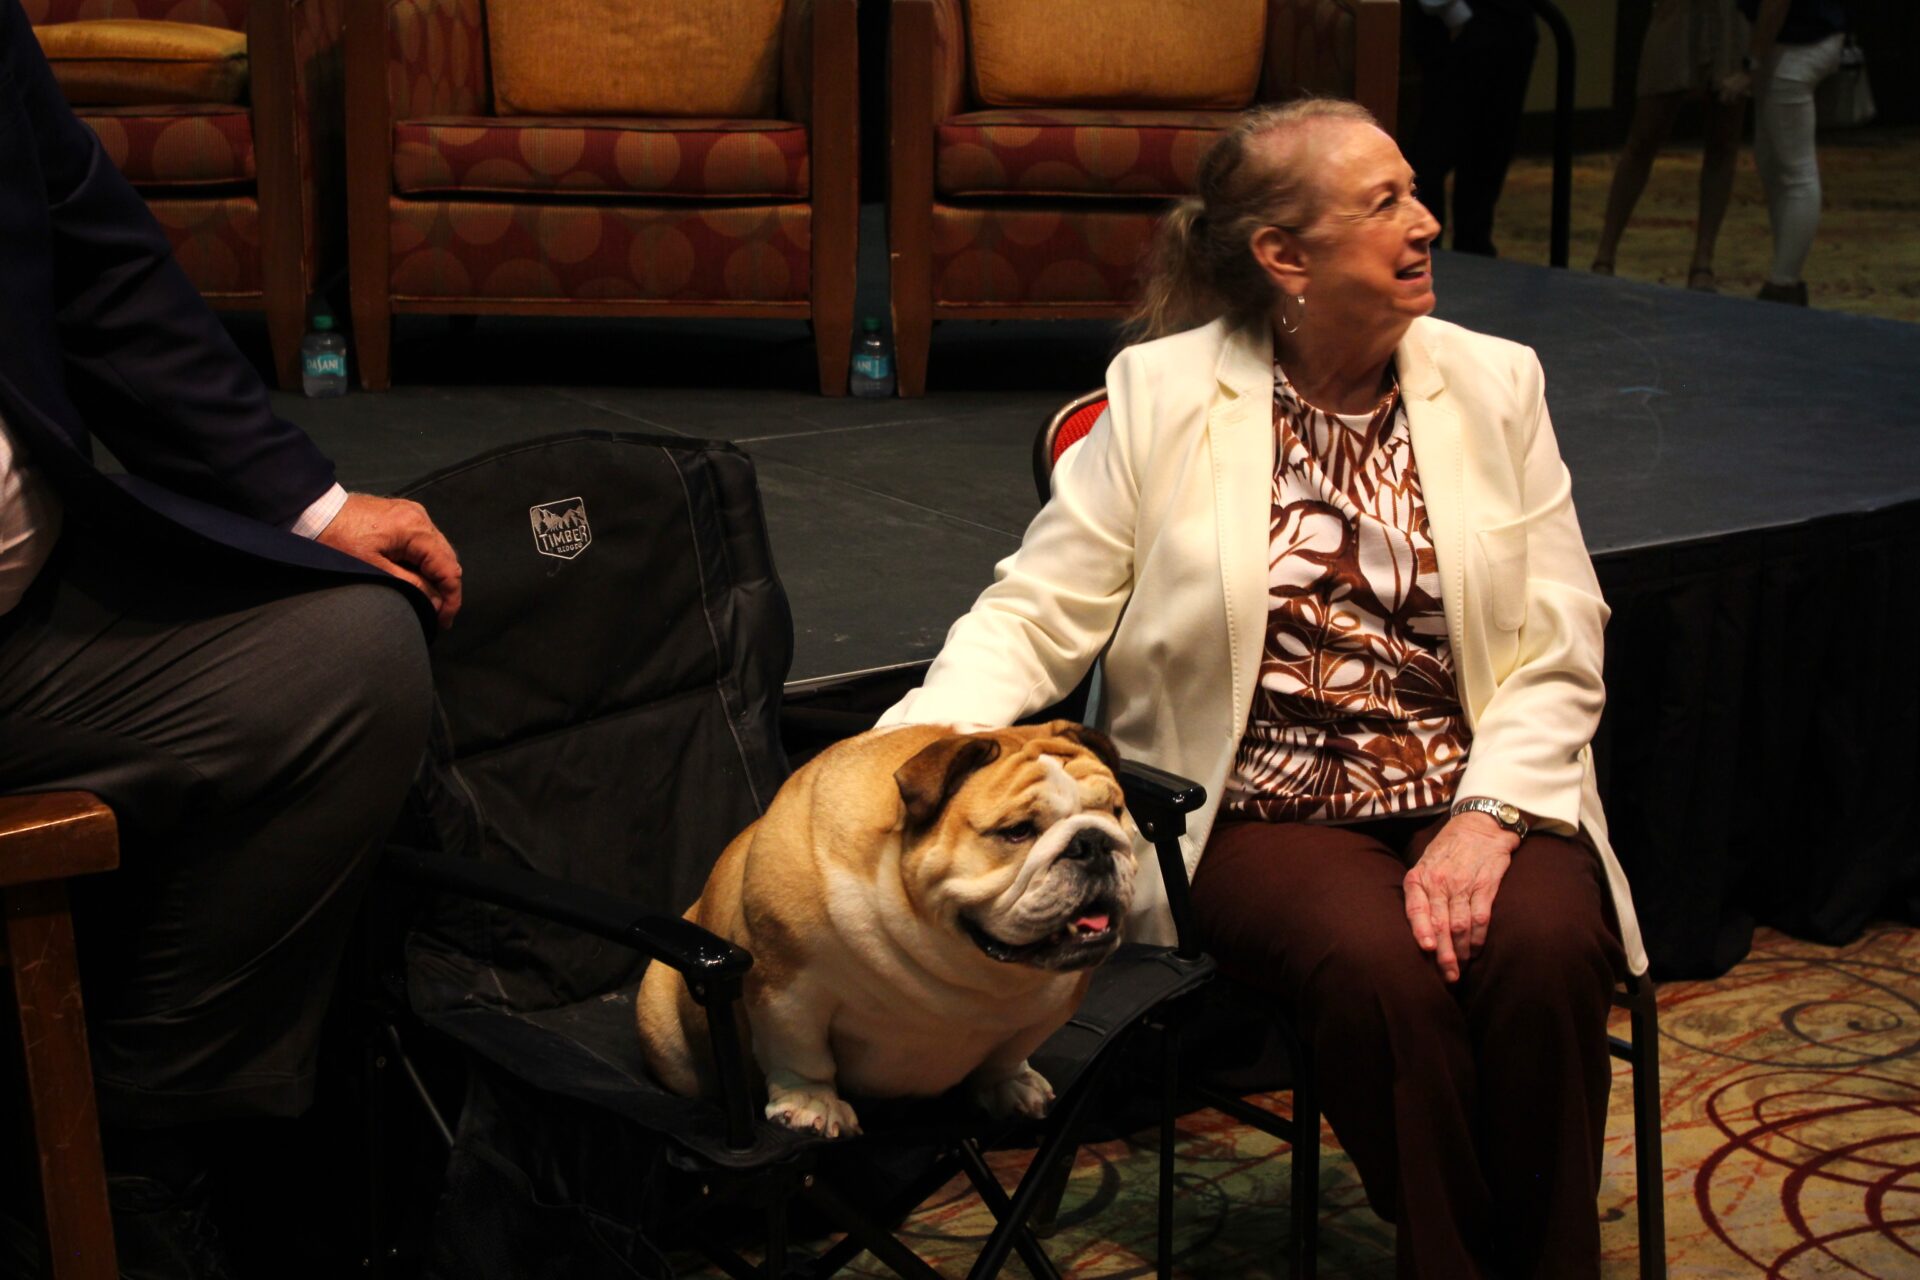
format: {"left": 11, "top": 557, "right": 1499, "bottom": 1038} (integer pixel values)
{"left": 529, "top": 497, "right": 591, "bottom": 560}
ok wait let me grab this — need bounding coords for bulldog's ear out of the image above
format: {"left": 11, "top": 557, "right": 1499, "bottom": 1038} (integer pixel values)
{"left": 895, "top": 735, "right": 1002, "bottom": 835}
{"left": 1052, "top": 721, "right": 1122, "bottom": 776}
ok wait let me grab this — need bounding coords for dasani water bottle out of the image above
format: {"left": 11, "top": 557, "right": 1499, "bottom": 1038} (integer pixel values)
{"left": 300, "top": 313, "right": 349, "bottom": 398}
{"left": 850, "top": 316, "right": 895, "bottom": 398}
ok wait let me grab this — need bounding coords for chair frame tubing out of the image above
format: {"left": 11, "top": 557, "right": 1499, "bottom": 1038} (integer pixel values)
{"left": 1611, "top": 972, "right": 1667, "bottom": 1280}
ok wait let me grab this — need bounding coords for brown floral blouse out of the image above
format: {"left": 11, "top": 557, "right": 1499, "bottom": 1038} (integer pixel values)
{"left": 1225, "top": 362, "right": 1472, "bottom": 823}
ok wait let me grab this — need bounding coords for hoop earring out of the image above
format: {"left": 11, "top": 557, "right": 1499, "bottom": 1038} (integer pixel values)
{"left": 1280, "top": 293, "right": 1306, "bottom": 335}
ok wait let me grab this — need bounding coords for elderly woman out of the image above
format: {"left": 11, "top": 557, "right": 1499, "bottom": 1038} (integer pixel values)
{"left": 882, "top": 98, "right": 1645, "bottom": 1278}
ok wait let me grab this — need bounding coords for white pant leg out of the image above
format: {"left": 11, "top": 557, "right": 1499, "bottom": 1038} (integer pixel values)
{"left": 1753, "top": 33, "right": 1846, "bottom": 285}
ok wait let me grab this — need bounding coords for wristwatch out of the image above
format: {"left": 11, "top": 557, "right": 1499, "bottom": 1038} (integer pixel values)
{"left": 1452, "top": 797, "right": 1528, "bottom": 840}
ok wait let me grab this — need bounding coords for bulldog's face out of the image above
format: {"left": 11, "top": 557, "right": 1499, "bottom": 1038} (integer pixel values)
{"left": 893, "top": 721, "right": 1135, "bottom": 972}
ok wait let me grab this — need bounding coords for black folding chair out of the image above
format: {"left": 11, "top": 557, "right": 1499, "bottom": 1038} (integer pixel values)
{"left": 1036, "top": 391, "right": 1668, "bottom": 1280}
{"left": 361, "top": 430, "right": 1214, "bottom": 1280}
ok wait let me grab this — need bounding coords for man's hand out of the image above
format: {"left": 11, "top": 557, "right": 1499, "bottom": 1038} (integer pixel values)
{"left": 317, "top": 493, "right": 463, "bottom": 629}
{"left": 1402, "top": 812, "right": 1519, "bottom": 983}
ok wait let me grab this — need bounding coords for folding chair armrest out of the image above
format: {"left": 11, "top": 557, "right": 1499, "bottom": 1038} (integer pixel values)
{"left": 1117, "top": 761, "right": 1205, "bottom": 827}
{"left": 382, "top": 846, "right": 752, "bottom": 982}
{"left": 1117, "top": 761, "right": 1207, "bottom": 960}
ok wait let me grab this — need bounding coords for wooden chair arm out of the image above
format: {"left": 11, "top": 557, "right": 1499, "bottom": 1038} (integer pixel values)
{"left": 0, "top": 793, "right": 119, "bottom": 890}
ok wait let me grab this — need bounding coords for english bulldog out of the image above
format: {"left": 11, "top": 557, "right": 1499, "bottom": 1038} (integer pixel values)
{"left": 636, "top": 721, "right": 1136, "bottom": 1137}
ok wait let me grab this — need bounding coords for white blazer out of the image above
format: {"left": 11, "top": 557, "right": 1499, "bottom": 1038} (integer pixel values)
{"left": 882, "top": 315, "right": 1647, "bottom": 976}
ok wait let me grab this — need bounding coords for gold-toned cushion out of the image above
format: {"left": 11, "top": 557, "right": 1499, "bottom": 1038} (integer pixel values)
{"left": 489, "top": 0, "right": 787, "bottom": 119}
{"left": 968, "top": 0, "right": 1265, "bottom": 110}
{"left": 33, "top": 20, "right": 249, "bottom": 108}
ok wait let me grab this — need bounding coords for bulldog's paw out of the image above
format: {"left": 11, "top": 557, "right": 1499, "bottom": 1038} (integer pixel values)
{"left": 972, "top": 1063, "right": 1055, "bottom": 1120}
{"left": 765, "top": 1083, "right": 862, "bottom": 1138}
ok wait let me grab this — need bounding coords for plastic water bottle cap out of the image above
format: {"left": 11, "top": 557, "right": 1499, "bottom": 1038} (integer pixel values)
{"left": 862, "top": 316, "right": 881, "bottom": 333}
{"left": 312, "top": 313, "right": 335, "bottom": 331}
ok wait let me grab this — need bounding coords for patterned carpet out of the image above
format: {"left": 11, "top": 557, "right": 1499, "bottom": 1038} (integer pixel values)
{"left": 1477, "top": 126, "right": 1920, "bottom": 325}
{"left": 765, "top": 925, "right": 1920, "bottom": 1279}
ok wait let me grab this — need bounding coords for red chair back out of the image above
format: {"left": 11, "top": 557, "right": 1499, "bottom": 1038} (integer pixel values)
{"left": 1032, "top": 389, "right": 1109, "bottom": 502}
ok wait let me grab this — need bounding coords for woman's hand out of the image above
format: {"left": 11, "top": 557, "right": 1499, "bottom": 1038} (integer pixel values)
{"left": 1402, "top": 812, "right": 1520, "bottom": 983}
{"left": 1717, "top": 68, "right": 1755, "bottom": 103}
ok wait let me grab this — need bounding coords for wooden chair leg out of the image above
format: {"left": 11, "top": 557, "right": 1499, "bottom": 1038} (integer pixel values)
{"left": 265, "top": 291, "right": 307, "bottom": 393}
{"left": 891, "top": 295, "right": 932, "bottom": 399}
{"left": 886, "top": 181, "right": 932, "bottom": 399}
{"left": 812, "top": 303, "right": 854, "bottom": 398}
{"left": 350, "top": 293, "right": 393, "bottom": 391}
{"left": 5, "top": 881, "right": 117, "bottom": 1280}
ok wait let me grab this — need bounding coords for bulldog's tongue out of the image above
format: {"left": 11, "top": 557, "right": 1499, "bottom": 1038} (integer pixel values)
{"left": 1072, "top": 912, "right": 1111, "bottom": 935}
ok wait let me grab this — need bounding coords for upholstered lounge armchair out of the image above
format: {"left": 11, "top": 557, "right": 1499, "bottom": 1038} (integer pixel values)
{"left": 888, "top": 0, "right": 1400, "bottom": 397}
{"left": 27, "top": 0, "right": 348, "bottom": 390}
{"left": 344, "top": 0, "right": 858, "bottom": 394}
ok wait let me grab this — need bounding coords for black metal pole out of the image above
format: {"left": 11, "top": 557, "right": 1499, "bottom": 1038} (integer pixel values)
{"left": 1531, "top": 0, "right": 1577, "bottom": 267}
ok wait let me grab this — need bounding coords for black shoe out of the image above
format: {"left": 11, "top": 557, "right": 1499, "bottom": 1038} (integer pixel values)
{"left": 109, "top": 1171, "right": 234, "bottom": 1280}
{"left": 1757, "top": 280, "right": 1809, "bottom": 306}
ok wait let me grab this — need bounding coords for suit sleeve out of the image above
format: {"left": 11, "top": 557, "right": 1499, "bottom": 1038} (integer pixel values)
{"left": 880, "top": 350, "right": 1147, "bottom": 728}
{"left": 1454, "top": 351, "right": 1610, "bottom": 834}
{"left": 6, "top": 0, "right": 337, "bottom": 526}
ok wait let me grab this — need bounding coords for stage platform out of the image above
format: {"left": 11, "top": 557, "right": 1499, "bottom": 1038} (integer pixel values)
{"left": 276, "top": 250, "right": 1920, "bottom": 680}
{"left": 269, "top": 239, "right": 1920, "bottom": 980}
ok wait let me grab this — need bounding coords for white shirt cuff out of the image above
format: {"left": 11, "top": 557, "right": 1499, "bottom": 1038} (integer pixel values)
{"left": 289, "top": 483, "right": 348, "bottom": 539}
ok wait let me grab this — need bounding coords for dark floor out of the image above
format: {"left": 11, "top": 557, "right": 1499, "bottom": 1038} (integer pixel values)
{"left": 250, "top": 209, "right": 1920, "bottom": 681}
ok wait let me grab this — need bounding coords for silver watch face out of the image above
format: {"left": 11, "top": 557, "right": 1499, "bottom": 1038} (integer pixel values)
{"left": 1495, "top": 802, "right": 1520, "bottom": 826}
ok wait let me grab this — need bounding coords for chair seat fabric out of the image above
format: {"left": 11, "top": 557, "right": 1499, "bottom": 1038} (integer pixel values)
{"left": 935, "top": 108, "right": 1235, "bottom": 199}
{"left": 79, "top": 104, "right": 254, "bottom": 187}
{"left": 386, "top": 199, "right": 811, "bottom": 303}
{"left": 147, "top": 194, "right": 262, "bottom": 297}
{"left": 931, "top": 203, "right": 1162, "bottom": 307}
{"left": 411, "top": 943, "right": 1213, "bottom": 1170}
{"left": 392, "top": 116, "right": 811, "bottom": 199}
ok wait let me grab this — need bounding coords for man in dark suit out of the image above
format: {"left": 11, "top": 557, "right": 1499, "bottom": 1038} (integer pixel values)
{"left": 0, "top": 1, "right": 460, "bottom": 1269}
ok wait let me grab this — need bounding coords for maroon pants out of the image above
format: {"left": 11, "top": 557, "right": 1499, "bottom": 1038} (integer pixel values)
{"left": 1189, "top": 814, "right": 1626, "bottom": 1280}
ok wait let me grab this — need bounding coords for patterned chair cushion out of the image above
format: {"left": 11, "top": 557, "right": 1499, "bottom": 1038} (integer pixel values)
{"left": 146, "top": 192, "right": 263, "bottom": 298}
{"left": 968, "top": 0, "right": 1265, "bottom": 109}
{"left": 936, "top": 109, "right": 1233, "bottom": 199}
{"left": 33, "top": 19, "right": 248, "bottom": 105}
{"left": 393, "top": 118, "right": 810, "bottom": 199}
{"left": 931, "top": 203, "right": 1161, "bottom": 307}
{"left": 80, "top": 105, "right": 255, "bottom": 187}
{"left": 488, "top": 0, "right": 785, "bottom": 118}
{"left": 386, "top": 200, "right": 811, "bottom": 303}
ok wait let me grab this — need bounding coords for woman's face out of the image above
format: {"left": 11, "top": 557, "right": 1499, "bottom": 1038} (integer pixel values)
{"left": 1277, "top": 123, "right": 1440, "bottom": 338}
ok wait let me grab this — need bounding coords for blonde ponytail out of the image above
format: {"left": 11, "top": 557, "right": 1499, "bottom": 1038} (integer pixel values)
{"left": 1130, "top": 196, "right": 1216, "bottom": 349}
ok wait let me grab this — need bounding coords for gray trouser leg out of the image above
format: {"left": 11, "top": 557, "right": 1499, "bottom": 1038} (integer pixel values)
{"left": 0, "top": 533, "right": 432, "bottom": 1126}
